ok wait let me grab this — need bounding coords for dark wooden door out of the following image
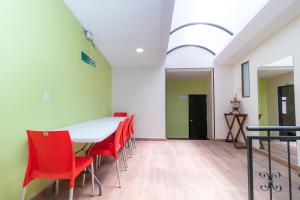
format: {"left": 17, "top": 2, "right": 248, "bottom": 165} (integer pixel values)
{"left": 278, "top": 85, "right": 296, "bottom": 136}
{"left": 189, "top": 95, "right": 207, "bottom": 139}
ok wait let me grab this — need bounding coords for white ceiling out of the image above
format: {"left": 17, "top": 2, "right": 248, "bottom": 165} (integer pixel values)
{"left": 63, "top": 0, "right": 300, "bottom": 69}
{"left": 168, "top": 0, "right": 269, "bottom": 55}
{"left": 215, "top": 0, "right": 300, "bottom": 64}
{"left": 166, "top": 69, "right": 212, "bottom": 80}
{"left": 170, "top": 0, "right": 269, "bottom": 32}
{"left": 258, "top": 67, "right": 293, "bottom": 78}
{"left": 64, "top": 0, "right": 174, "bottom": 68}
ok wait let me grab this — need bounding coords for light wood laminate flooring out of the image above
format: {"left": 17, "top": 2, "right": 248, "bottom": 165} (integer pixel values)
{"left": 35, "top": 140, "right": 300, "bottom": 200}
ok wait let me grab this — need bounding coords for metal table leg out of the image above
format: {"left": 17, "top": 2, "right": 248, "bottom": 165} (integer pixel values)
{"left": 87, "top": 167, "right": 102, "bottom": 196}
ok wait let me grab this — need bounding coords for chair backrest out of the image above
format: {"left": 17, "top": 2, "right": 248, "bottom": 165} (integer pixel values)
{"left": 113, "top": 112, "right": 128, "bottom": 117}
{"left": 113, "top": 121, "right": 125, "bottom": 157}
{"left": 128, "top": 114, "right": 135, "bottom": 136}
{"left": 24, "top": 130, "right": 75, "bottom": 186}
{"left": 121, "top": 117, "right": 130, "bottom": 147}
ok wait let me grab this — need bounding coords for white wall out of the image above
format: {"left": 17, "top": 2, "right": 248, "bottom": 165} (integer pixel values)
{"left": 112, "top": 15, "right": 300, "bottom": 144}
{"left": 112, "top": 66, "right": 166, "bottom": 139}
{"left": 232, "top": 15, "right": 300, "bottom": 130}
{"left": 213, "top": 62, "right": 234, "bottom": 139}
{"left": 230, "top": 15, "right": 300, "bottom": 160}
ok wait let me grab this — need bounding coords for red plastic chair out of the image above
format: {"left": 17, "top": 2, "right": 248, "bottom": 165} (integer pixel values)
{"left": 103, "top": 117, "right": 130, "bottom": 155}
{"left": 87, "top": 121, "right": 125, "bottom": 187}
{"left": 128, "top": 114, "right": 136, "bottom": 149}
{"left": 21, "top": 130, "right": 94, "bottom": 200}
{"left": 92, "top": 118, "right": 130, "bottom": 171}
{"left": 120, "top": 117, "right": 132, "bottom": 158}
{"left": 113, "top": 112, "right": 128, "bottom": 117}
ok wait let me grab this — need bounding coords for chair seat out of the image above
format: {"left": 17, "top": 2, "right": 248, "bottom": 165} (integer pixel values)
{"left": 88, "top": 139, "right": 120, "bottom": 159}
{"left": 28, "top": 157, "right": 93, "bottom": 180}
{"left": 74, "top": 157, "right": 93, "bottom": 177}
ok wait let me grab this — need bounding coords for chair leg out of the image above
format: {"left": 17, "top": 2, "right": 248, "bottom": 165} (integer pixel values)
{"left": 115, "top": 160, "right": 121, "bottom": 188}
{"left": 125, "top": 141, "right": 130, "bottom": 157}
{"left": 90, "top": 163, "right": 95, "bottom": 196}
{"left": 98, "top": 155, "right": 102, "bottom": 169}
{"left": 20, "top": 186, "right": 27, "bottom": 200}
{"left": 95, "top": 156, "right": 99, "bottom": 170}
{"left": 133, "top": 134, "right": 137, "bottom": 149}
{"left": 55, "top": 179, "right": 59, "bottom": 194}
{"left": 129, "top": 140, "right": 134, "bottom": 156}
{"left": 81, "top": 168, "right": 86, "bottom": 187}
{"left": 122, "top": 148, "right": 128, "bottom": 170}
{"left": 69, "top": 188, "right": 74, "bottom": 200}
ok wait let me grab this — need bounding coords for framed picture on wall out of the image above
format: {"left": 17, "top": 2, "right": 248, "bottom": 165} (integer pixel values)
{"left": 241, "top": 61, "right": 250, "bottom": 97}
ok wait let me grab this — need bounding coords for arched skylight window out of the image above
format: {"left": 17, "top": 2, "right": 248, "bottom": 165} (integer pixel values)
{"left": 169, "top": 25, "right": 232, "bottom": 55}
{"left": 168, "top": 0, "right": 269, "bottom": 56}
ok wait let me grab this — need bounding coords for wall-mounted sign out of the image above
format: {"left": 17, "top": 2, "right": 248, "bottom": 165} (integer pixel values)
{"left": 81, "top": 51, "right": 96, "bottom": 68}
{"left": 179, "top": 95, "right": 188, "bottom": 100}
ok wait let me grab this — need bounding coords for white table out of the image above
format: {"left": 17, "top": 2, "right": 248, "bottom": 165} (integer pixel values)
{"left": 60, "top": 117, "right": 125, "bottom": 143}
{"left": 58, "top": 117, "right": 125, "bottom": 196}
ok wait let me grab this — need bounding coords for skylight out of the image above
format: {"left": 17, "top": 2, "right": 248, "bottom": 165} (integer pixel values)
{"left": 168, "top": 0, "right": 269, "bottom": 56}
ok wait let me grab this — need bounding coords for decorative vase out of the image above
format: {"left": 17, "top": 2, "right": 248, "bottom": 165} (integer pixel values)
{"left": 230, "top": 96, "right": 241, "bottom": 114}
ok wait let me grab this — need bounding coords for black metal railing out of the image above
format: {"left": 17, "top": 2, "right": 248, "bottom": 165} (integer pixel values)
{"left": 247, "top": 126, "right": 300, "bottom": 200}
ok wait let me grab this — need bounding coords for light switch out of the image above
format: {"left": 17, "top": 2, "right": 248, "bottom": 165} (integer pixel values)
{"left": 43, "top": 91, "right": 50, "bottom": 102}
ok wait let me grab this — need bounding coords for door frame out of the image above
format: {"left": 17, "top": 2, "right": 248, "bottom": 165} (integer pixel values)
{"left": 165, "top": 68, "right": 215, "bottom": 139}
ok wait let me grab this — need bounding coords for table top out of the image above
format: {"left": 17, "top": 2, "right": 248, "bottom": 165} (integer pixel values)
{"left": 59, "top": 117, "right": 125, "bottom": 143}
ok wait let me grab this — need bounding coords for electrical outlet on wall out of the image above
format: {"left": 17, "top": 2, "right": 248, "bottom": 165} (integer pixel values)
{"left": 43, "top": 91, "right": 50, "bottom": 102}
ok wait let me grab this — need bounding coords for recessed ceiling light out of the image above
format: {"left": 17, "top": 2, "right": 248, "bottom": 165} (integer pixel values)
{"left": 136, "top": 48, "right": 144, "bottom": 53}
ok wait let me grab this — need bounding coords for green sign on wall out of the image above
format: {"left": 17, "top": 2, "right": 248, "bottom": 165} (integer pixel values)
{"left": 81, "top": 51, "right": 96, "bottom": 68}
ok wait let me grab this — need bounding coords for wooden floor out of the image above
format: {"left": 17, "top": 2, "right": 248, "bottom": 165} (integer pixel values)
{"left": 37, "top": 140, "right": 300, "bottom": 200}
{"left": 261, "top": 140, "right": 298, "bottom": 164}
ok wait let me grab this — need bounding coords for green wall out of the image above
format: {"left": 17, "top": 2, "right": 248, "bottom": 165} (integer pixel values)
{"left": 166, "top": 79, "right": 210, "bottom": 138}
{"left": 0, "top": 0, "right": 112, "bottom": 199}
{"left": 258, "top": 78, "right": 269, "bottom": 136}
{"left": 266, "top": 72, "right": 294, "bottom": 129}
{"left": 258, "top": 73, "right": 294, "bottom": 136}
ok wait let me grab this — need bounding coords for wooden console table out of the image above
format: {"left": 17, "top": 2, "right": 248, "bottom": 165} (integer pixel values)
{"left": 224, "top": 113, "right": 248, "bottom": 149}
